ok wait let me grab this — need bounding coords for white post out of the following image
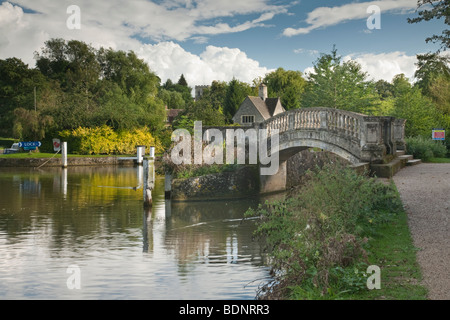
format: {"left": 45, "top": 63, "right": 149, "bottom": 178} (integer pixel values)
{"left": 149, "top": 146, "right": 155, "bottom": 159}
{"left": 143, "top": 157, "right": 155, "bottom": 208}
{"left": 61, "top": 142, "right": 68, "bottom": 168}
{"left": 136, "top": 146, "right": 145, "bottom": 165}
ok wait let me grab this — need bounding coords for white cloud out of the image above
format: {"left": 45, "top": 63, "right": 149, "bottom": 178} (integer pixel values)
{"left": 137, "top": 42, "right": 273, "bottom": 86}
{"left": 344, "top": 51, "right": 418, "bottom": 82}
{"left": 283, "top": 0, "right": 417, "bottom": 37}
{"left": 0, "top": 0, "right": 279, "bottom": 86}
{"left": 301, "top": 51, "right": 419, "bottom": 83}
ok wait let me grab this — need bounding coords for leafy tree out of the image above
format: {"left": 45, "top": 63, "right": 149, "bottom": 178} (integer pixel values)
{"left": 302, "top": 47, "right": 378, "bottom": 114}
{"left": 263, "top": 68, "right": 306, "bottom": 110}
{"left": 427, "top": 74, "right": 450, "bottom": 115}
{"left": 13, "top": 107, "right": 54, "bottom": 141}
{"left": 392, "top": 85, "right": 443, "bottom": 137}
{"left": 375, "top": 79, "right": 394, "bottom": 100}
{"left": 223, "top": 78, "right": 253, "bottom": 123}
{"left": 407, "top": 0, "right": 449, "bottom": 52}
{"left": 0, "top": 57, "right": 59, "bottom": 137}
{"left": 161, "top": 77, "right": 193, "bottom": 106}
{"left": 414, "top": 52, "right": 450, "bottom": 95}
{"left": 158, "top": 89, "right": 185, "bottom": 109}
{"left": 175, "top": 99, "right": 225, "bottom": 128}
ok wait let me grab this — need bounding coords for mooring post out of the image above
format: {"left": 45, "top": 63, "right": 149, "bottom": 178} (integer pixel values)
{"left": 143, "top": 146, "right": 155, "bottom": 208}
{"left": 61, "top": 141, "right": 68, "bottom": 168}
{"left": 136, "top": 146, "right": 145, "bottom": 165}
{"left": 164, "top": 173, "right": 172, "bottom": 199}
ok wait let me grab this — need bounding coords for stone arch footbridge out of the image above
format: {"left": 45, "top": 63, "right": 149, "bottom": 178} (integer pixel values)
{"left": 205, "top": 107, "right": 407, "bottom": 194}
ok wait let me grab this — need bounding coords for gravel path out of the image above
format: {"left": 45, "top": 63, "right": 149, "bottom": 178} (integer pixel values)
{"left": 393, "top": 163, "right": 450, "bottom": 300}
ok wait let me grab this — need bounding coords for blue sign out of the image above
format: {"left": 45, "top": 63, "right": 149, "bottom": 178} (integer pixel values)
{"left": 19, "top": 141, "right": 41, "bottom": 150}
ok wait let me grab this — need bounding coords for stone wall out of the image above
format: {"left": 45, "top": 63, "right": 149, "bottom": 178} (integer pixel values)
{"left": 286, "top": 149, "right": 350, "bottom": 188}
{"left": 170, "top": 165, "right": 260, "bottom": 202}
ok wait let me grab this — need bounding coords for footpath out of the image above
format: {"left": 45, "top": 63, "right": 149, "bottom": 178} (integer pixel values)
{"left": 393, "top": 163, "right": 450, "bottom": 300}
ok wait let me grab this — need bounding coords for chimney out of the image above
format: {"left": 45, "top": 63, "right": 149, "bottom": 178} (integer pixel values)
{"left": 259, "top": 83, "right": 268, "bottom": 101}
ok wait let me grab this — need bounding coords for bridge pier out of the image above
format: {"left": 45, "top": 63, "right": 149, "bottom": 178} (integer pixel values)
{"left": 259, "top": 160, "right": 287, "bottom": 194}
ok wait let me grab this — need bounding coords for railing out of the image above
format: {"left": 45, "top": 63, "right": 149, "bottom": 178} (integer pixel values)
{"left": 262, "top": 107, "right": 364, "bottom": 141}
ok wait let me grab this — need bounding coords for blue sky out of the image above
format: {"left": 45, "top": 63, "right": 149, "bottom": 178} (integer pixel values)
{"left": 0, "top": 0, "right": 446, "bottom": 87}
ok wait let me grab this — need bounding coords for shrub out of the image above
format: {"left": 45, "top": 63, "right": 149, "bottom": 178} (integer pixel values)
{"left": 406, "top": 136, "right": 448, "bottom": 160}
{"left": 58, "top": 126, "right": 162, "bottom": 155}
{"left": 246, "top": 163, "right": 402, "bottom": 299}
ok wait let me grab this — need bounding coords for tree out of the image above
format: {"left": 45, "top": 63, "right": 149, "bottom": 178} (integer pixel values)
{"left": 0, "top": 57, "right": 58, "bottom": 137}
{"left": 263, "top": 68, "right": 306, "bottom": 110}
{"left": 302, "top": 47, "right": 379, "bottom": 114}
{"left": 161, "top": 76, "right": 193, "bottom": 106}
{"left": 13, "top": 107, "right": 54, "bottom": 141}
{"left": 177, "top": 74, "right": 188, "bottom": 87}
{"left": 414, "top": 52, "right": 450, "bottom": 95}
{"left": 223, "top": 78, "right": 253, "bottom": 123}
{"left": 392, "top": 87, "right": 443, "bottom": 137}
{"left": 375, "top": 79, "right": 394, "bottom": 100}
{"left": 407, "top": 0, "right": 449, "bottom": 52}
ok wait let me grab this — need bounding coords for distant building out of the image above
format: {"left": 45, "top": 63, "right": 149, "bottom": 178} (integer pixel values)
{"left": 232, "top": 83, "right": 285, "bottom": 126}
{"left": 195, "top": 85, "right": 210, "bottom": 101}
{"left": 165, "top": 106, "right": 183, "bottom": 125}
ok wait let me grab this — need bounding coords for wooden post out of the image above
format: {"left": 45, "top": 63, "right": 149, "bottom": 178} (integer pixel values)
{"left": 61, "top": 142, "right": 68, "bottom": 168}
{"left": 164, "top": 173, "right": 172, "bottom": 199}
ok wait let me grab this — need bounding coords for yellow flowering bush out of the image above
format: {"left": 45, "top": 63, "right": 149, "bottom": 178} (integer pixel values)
{"left": 59, "top": 126, "right": 162, "bottom": 155}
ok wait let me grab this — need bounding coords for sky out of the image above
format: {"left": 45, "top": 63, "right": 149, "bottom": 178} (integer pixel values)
{"left": 0, "top": 0, "right": 447, "bottom": 88}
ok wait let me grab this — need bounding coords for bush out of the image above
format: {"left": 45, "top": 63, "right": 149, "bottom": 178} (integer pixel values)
{"left": 58, "top": 126, "right": 162, "bottom": 155}
{"left": 246, "top": 163, "right": 403, "bottom": 299}
{"left": 406, "top": 136, "right": 448, "bottom": 160}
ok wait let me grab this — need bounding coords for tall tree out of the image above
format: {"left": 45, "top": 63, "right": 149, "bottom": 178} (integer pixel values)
{"left": 263, "top": 68, "right": 306, "bottom": 110}
{"left": 407, "top": 0, "right": 449, "bottom": 52}
{"left": 414, "top": 52, "right": 450, "bottom": 95}
{"left": 223, "top": 78, "right": 253, "bottom": 123}
{"left": 302, "top": 47, "right": 378, "bottom": 114}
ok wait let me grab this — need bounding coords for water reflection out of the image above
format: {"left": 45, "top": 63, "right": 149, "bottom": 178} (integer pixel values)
{"left": 0, "top": 166, "right": 272, "bottom": 299}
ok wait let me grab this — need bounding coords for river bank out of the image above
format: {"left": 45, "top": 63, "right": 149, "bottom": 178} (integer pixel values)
{"left": 0, "top": 154, "right": 164, "bottom": 168}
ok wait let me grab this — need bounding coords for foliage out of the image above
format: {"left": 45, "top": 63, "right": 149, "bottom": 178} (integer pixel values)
{"left": 246, "top": 163, "right": 403, "bottom": 299}
{"left": 263, "top": 68, "right": 307, "bottom": 110}
{"left": 58, "top": 126, "right": 162, "bottom": 155}
{"left": 406, "top": 136, "right": 448, "bottom": 160}
{"left": 223, "top": 78, "right": 254, "bottom": 123}
{"left": 391, "top": 85, "right": 443, "bottom": 137}
{"left": 301, "top": 47, "right": 379, "bottom": 114}
{"left": 13, "top": 108, "right": 54, "bottom": 141}
{"left": 407, "top": 0, "right": 449, "bottom": 52}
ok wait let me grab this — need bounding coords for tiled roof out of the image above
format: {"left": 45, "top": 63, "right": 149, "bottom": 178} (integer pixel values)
{"left": 246, "top": 97, "right": 285, "bottom": 120}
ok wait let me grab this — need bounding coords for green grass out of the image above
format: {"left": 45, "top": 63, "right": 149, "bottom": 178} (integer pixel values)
{"left": 424, "top": 157, "right": 450, "bottom": 163}
{"left": 343, "top": 204, "right": 428, "bottom": 300}
{"left": 0, "top": 152, "right": 134, "bottom": 159}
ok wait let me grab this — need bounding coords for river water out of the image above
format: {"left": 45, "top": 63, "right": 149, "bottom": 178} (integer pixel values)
{"left": 0, "top": 166, "right": 275, "bottom": 300}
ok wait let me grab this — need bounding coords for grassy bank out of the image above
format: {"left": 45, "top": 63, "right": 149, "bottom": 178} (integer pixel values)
{"left": 424, "top": 157, "right": 450, "bottom": 163}
{"left": 0, "top": 152, "right": 135, "bottom": 159}
{"left": 246, "top": 163, "right": 427, "bottom": 300}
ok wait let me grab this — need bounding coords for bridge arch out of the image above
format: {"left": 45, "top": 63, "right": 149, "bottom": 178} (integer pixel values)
{"left": 258, "top": 107, "right": 407, "bottom": 193}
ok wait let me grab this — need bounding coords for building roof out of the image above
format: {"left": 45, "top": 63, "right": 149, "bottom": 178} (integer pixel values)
{"left": 246, "top": 96, "right": 285, "bottom": 120}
